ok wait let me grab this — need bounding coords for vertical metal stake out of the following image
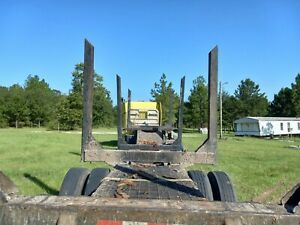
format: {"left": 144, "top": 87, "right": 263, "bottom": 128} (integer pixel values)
{"left": 196, "top": 46, "right": 218, "bottom": 164}
{"left": 127, "top": 89, "right": 132, "bottom": 129}
{"left": 117, "top": 75, "right": 123, "bottom": 148}
{"left": 207, "top": 47, "right": 218, "bottom": 150}
{"left": 177, "top": 76, "right": 185, "bottom": 149}
{"left": 81, "top": 39, "right": 94, "bottom": 161}
{"left": 219, "top": 81, "right": 223, "bottom": 139}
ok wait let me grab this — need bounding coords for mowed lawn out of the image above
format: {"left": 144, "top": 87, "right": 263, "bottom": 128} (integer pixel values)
{"left": 0, "top": 128, "right": 299, "bottom": 203}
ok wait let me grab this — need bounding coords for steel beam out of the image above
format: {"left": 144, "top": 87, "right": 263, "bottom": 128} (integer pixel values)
{"left": 117, "top": 75, "right": 123, "bottom": 148}
{"left": 127, "top": 89, "right": 132, "bottom": 129}
{"left": 117, "top": 143, "right": 182, "bottom": 151}
{"left": 196, "top": 46, "right": 218, "bottom": 164}
{"left": 177, "top": 76, "right": 185, "bottom": 149}
{"left": 81, "top": 39, "right": 95, "bottom": 161}
{"left": 85, "top": 149, "right": 216, "bottom": 165}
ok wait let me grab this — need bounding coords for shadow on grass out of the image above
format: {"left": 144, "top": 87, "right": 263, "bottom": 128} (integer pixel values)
{"left": 23, "top": 173, "right": 59, "bottom": 195}
{"left": 69, "top": 151, "right": 81, "bottom": 156}
{"left": 100, "top": 140, "right": 118, "bottom": 148}
{"left": 182, "top": 128, "right": 199, "bottom": 133}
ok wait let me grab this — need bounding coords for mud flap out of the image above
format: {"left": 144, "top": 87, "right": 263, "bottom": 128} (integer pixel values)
{"left": 281, "top": 183, "right": 300, "bottom": 213}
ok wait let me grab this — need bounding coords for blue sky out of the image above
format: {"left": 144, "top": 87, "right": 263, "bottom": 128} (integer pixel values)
{"left": 0, "top": 0, "right": 299, "bottom": 104}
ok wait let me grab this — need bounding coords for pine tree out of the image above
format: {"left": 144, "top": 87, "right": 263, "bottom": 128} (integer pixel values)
{"left": 187, "top": 76, "right": 208, "bottom": 128}
{"left": 151, "top": 74, "right": 179, "bottom": 125}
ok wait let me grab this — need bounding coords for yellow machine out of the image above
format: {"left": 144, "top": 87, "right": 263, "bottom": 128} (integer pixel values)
{"left": 123, "top": 101, "right": 162, "bottom": 128}
{"left": 122, "top": 101, "right": 168, "bottom": 145}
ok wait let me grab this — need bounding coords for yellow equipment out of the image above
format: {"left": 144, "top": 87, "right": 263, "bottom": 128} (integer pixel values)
{"left": 123, "top": 101, "right": 162, "bottom": 128}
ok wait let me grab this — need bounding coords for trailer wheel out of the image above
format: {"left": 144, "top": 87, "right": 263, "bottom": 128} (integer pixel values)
{"left": 59, "top": 168, "right": 90, "bottom": 196}
{"left": 83, "top": 168, "right": 110, "bottom": 196}
{"left": 207, "top": 171, "right": 237, "bottom": 202}
{"left": 188, "top": 170, "right": 213, "bottom": 201}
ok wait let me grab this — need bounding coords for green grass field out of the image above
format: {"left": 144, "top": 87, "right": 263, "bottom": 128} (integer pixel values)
{"left": 0, "top": 128, "right": 299, "bottom": 203}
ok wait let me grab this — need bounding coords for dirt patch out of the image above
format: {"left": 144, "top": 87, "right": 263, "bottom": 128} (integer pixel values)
{"left": 253, "top": 180, "right": 293, "bottom": 204}
{"left": 0, "top": 171, "right": 19, "bottom": 195}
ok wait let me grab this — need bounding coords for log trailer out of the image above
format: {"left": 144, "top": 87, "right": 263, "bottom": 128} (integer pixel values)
{"left": 0, "top": 40, "right": 299, "bottom": 225}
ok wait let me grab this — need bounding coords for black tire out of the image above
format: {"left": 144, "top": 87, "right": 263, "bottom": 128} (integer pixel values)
{"left": 59, "top": 168, "right": 90, "bottom": 196}
{"left": 207, "top": 171, "right": 237, "bottom": 202}
{"left": 83, "top": 168, "right": 110, "bottom": 196}
{"left": 188, "top": 170, "right": 213, "bottom": 201}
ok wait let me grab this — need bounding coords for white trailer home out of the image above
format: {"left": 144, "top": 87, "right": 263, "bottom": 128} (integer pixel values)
{"left": 234, "top": 117, "right": 300, "bottom": 136}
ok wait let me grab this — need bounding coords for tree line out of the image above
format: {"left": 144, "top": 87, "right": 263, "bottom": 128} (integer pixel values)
{"left": 0, "top": 63, "right": 114, "bottom": 130}
{"left": 0, "top": 64, "right": 299, "bottom": 130}
{"left": 151, "top": 73, "right": 300, "bottom": 130}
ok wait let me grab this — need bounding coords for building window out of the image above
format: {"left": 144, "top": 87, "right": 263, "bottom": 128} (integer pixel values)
{"left": 287, "top": 122, "right": 291, "bottom": 132}
{"left": 298, "top": 122, "right": 300, "bottom": 130}
{"left": 280, "top": 123, "right": 283, "bottom": 131}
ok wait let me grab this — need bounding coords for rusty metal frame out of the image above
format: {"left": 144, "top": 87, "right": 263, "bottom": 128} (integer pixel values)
{"left": 81, "top": 40, "right": 218, "bottom": 165}
{"left": 2, "top": 196, "right": 300, "bottom": 225}
{"left": 85, "top": 149, "right": 215, "bottom": 165}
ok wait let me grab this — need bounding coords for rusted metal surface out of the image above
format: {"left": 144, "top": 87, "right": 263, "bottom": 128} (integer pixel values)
{"left": 85, "top": 149, "right": 215, "bottom": 166}
{"left": 93, "top": 164, "right": 205, "bottom": 200}
{"left": 196, "top": 46, "right": 218, "bottom": 165}
{"left": 1, "top": 196, "right": 300, "bottom": 225}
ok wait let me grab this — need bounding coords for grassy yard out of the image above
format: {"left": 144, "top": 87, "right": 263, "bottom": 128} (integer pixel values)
{"left": 0, "top": 128, "right": 299, "bottom": 203}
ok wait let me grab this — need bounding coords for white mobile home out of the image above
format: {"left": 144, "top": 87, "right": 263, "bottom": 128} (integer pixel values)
{"left": 234, "top": 117, "right": 300, "bottom": 136}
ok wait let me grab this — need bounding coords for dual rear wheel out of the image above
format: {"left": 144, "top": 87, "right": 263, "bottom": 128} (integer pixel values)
{"left": 59, "top": 168, "right": 237, "bottom": 202}
{"left": 188, "top": 170, "right": 237, "bottom": 202}
{"left": 59, "top": 167, "right": 110, "bottom": 196}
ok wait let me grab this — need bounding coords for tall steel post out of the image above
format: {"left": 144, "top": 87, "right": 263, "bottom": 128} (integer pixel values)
{"left": 196, "top": 46, "right": 218, "bottom": 163}
{"left": 116, "top": 75, "right": 123, "bottom": 148}
{"left": 127, "top": 89, "right": 132, "bottom": 129}
{"left": 219, "top": 81, "right": 223, "bottom": 139}
{"left": 177, "top": 76, "right": 185, "bottom": 148}
{"left": 206, "top": 46, "right": 218, "bottom": 152}
{"left": 81, "top": 39, "right": 94, "bottom": 161}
